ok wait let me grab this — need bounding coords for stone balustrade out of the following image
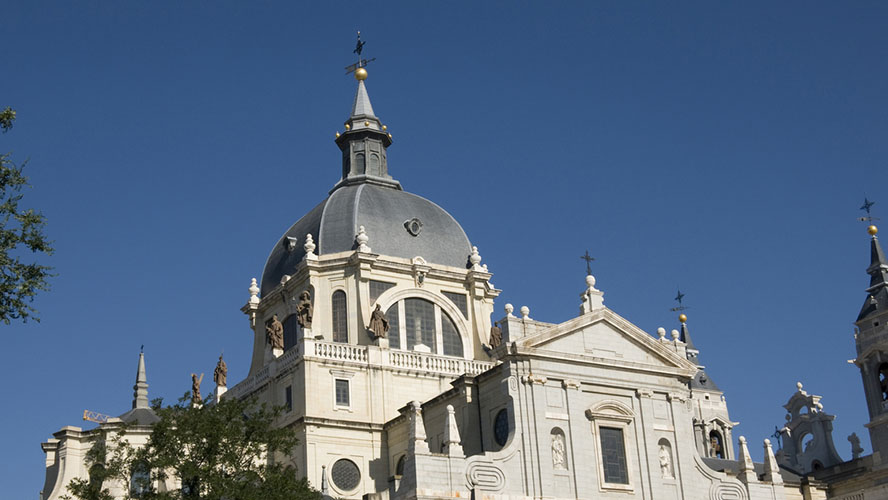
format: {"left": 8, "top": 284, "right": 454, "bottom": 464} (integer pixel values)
{"left": 228, "top": 338, "right": 493, "bottom": 399}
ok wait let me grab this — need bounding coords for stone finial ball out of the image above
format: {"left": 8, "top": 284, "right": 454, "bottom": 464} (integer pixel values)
{"left": 354, "top": 67, "right": 368, "bottom": 81}
{"left": 671, "top": 329, "right": 680, "bottom": 340}
{"left": 520, "top": 306, "right": 530, "bottom": 317}
{"left": 764, "top": 438, "right": 771, "bottom": 446}
{"left": 585, "top": 274, "right": 596, "bottom": 288}
{"left": 869, "top": 225, "right": 879, "bottom": 236}
{"left": 505, "top": 303, "right": 514, "bottom": 314}
{"left": 657, "top": 327, "right": 666, "bottom": 338}
{"left": 678, "top": 313, "right": 687, "bottom": 323}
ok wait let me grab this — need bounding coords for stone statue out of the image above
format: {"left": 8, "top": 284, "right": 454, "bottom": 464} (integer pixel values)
{"left": 214, "top": 354, "right": 227, "bottom": 387}
{"left": 659, "top": 444, "right": 673, "bottom": 478}
{"left": 191, "top": 373, "right": 203, "bottom": 404}
{"left": 710, "top": 435, "right": 722, "bottom": 458}
{"left": 266, "top": 314, "right": 284, "bottom": 350}
{"left": 368, "top": 304, "right": 389, "bottom": 339}
{"left": 489, "top": 322, "right": 503, "bottom": 348}
{"left": 552, "top": 432, "right": 566, "bottom": 469}
{"left": 849, "top": 432, "right": 864, "bottom": 459}
{"left": 296, "top": 290, "right": 313, "bottom": 329}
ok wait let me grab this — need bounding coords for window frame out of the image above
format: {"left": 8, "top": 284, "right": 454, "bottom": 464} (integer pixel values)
{"left": 334, "top": 378, "right": 350, "bottom": 408}
{"left": 586, "top": 401, "right": 636, "bottom": 492}
{"left": 372, "top": 288, "right": 470, "bottom": 359}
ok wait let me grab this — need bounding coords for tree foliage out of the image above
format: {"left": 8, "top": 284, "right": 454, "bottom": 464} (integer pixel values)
{"left": 0, "top": 106, "right": 53, "bottom": 323}
{"left": 66, "top": 396, "right": 321, "bottom": 500}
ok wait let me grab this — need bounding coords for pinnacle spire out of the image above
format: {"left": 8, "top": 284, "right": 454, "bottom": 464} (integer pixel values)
{"left": 132, "top": 350, "right": 149, "bottom": 409}
{"left": 858, "top": 226, "right": 888, "bottom": 321}
{"left": 332, "top": 76, "right": 398, "bottom": 192}
{"left": 867, "top": 232, "right": 888, "bottom": 292}
{"left": 351, "top": 80, "right": 376, "bottom": 118}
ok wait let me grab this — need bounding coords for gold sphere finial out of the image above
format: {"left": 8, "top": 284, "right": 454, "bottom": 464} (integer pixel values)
{"left": 354, "top": 67, "right": 368, "bottom": 81}
{"left": 869, "top": 225, "right": 879, "bottom": 236}
{"left": 678, "top": 313, "right": 687, "bottom": 323}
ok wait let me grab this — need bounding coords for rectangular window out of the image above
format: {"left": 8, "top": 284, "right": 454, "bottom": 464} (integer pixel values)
{"left": 285, "top": 386, "right": 292, "bottom": 412}
{"left": 442, "top": 291, "right": 468, "bottom": 318}
{"left": 335, "top": 379, "right": 350, "bottom": 407}
{"left": 369, "top": 280, "right": 395, "bottom": 302}
{"left": 600, "top": 427, "right": 629, "bottom": 484}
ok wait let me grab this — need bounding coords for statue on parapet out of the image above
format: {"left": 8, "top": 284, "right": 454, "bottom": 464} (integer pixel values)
{"left": 266, "top": 314, "right": 284, "bottom": 350}
{"left": 214, "top": 354, "right": 227, "bottom": 387}
{"left": 489, "top": 321, "right": 503, "bottom": 348}
{"left": 191, "top": 373, "right": 204, "bottom": 404}
{"left": 368, "top": 304, "right": 389, "bottom": 339}
{"left": 296, "top": 290, "right": 313, "bottom": 329}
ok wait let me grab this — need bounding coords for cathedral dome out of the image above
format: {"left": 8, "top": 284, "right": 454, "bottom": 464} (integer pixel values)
{"left": 260, "top": 183, "right": 472, "bottom": 296}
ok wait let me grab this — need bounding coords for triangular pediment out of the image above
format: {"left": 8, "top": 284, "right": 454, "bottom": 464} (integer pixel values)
{"left": 516, "top": 308, "right": 696, "bottom": 374}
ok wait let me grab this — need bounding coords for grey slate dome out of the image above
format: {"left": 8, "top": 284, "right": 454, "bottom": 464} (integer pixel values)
{"left": 260, "top": 77, "right": 474, "bottom": 296}
{"left": 260, "top": 183, "right": 472, "bottom": 296}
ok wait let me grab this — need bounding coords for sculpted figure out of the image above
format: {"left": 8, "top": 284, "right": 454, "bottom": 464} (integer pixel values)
{"left": 658, "top": 445, "right": 673, "bottom": 478}
{"left": 552, "top": 433, "right": 566, "bottom": 469}
{"left": 266, "top": 314, "right": 284, "bottom": 350}
{"left": 296, "top": 290, "right": 313, "bottom": 329}
{"left": 368, "top": 304, "right": 389, "bottom": 339}
{"left": 191, "top": 373, "right": 203, "bottom": 404}
{"left": 214, "top": 354, "right": 227, "bottom": 387}
{"left": 849, "top": 432, "right": 863, "bottom": 459}
{"left": 710, "top": 435, "right": 723, "bottom": 458}
{"left": 489, "top": 322, "right": 503, "bottom": 348}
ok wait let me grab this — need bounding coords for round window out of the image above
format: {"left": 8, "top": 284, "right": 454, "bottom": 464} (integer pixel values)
{"left": 331, "top": 458, "right": 361, "bottom": 491}
{"left": 494, "top": 409, "right": 509, "bottom": 446}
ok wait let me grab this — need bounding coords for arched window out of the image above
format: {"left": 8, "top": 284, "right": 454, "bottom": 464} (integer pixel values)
{"left": 332, "top": 291, "right": 348, "bottom": 343}
{"left": 709, "top": 431, "right": 725, "bottom": 459}
{"left": 385, "top": 297, "right": 465, "bottom": 357}
{"left": 283, "top": 314, "right": 300, "bottom": 351}
{"left": 369, "top": 153, "right": 379, "bottom": 174}
{"left": 354, "top": 153, "right": 365, "bottom": 175}
{"left": 442, "top": 314, "right": 463, "bottom": 357}
{"left": 386, "top": 303, "right": 400, "bottom": 349}
{"left": 879, "top": 363, "right": 888, "bottom": 401}
{"left": 395, "top": 455, "right": 406, "bottom": 476}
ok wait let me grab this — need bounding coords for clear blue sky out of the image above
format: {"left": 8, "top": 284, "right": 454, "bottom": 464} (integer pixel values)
{"left": 4, "top": 2, "right": 888, "bottom": 497}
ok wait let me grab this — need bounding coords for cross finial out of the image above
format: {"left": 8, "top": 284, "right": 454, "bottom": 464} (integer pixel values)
{"left": 860, "top": 197, "right": 880, "bottom": 223}
{"left": 580, "top": 250, "right": 595, "bottom": 275}
{"left": 669, "top": 288, "right": 688, "bottom": 312}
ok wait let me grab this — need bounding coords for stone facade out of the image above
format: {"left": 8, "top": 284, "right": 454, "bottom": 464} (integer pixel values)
{"left": 38, "top": 75, "right": 886, "bottom": 500}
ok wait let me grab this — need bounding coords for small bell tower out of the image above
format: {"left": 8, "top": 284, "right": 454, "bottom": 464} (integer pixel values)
{"left": 853, "top": 222, "right": 888, "bottom": 463}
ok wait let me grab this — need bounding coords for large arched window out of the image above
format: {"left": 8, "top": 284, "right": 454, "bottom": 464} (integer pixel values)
{"left": 385, "top": 297, "right": 464, "bottom": 357}
{"left": 332, "top": 291, "right": 348, "bottom": 343}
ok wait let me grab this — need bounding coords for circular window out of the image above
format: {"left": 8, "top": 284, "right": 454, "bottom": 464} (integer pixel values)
{"left": 331, "top": 458, "right": 361, "bottom": 491}
{"left": 404, "top": 217, "right": 423, "bottom": 236}
{"left": 494, "top": 409, "right": 509, "bottom": 446}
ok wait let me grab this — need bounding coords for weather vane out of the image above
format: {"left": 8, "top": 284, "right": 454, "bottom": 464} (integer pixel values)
{"left": 669, "top": 289, "right": 688, "bottom": 312}
{"left": 580, "top": 250, "right": 595, "bottom": 276}
{"left": 859, "top": 197, "right": 880, "bottom": 224}
{"left": 345, "top": 30, "right": 377, "bottom": 76}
